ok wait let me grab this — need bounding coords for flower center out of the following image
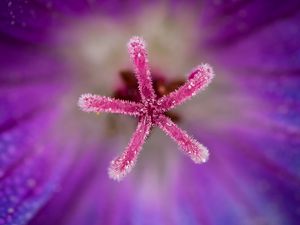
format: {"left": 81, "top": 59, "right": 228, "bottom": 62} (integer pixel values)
{"left": 113, "top": 70, "right": 185, "bottom": 122}
{"left": 140, "top": 99, "right": 161, "bottom": 124}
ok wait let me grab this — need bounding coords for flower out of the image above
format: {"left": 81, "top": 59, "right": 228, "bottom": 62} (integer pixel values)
{"left": 79, "top": 36, "right": 213, "bottom": 180}
{"left": 0, "top": 1, "right": 300, "bottom": 225}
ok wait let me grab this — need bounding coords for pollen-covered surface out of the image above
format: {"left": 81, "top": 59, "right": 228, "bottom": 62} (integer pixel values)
{"left": 158, "top": 64, "right": 214, "bottom": 112}
{"left": 128, "top": 36, "right": 156, "bottom": 101}
{"left": 79, "top": 37, "right": 214, "bottom": 180}
{"left": 108, "top": 116, "right": 151, "bottom": 181}
{"left": 155, "top": 115, "right": 209, "bottom": 164}
{"left": 139, "top": 99, "right": 163, "bottom": 124}
{"left": 78, "top": 93, "right": 142, "bottom": 116}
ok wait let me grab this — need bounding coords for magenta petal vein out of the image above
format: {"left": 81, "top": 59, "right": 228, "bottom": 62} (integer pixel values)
{"left": 78, "top": 36, "right": 214, "bottom": 181}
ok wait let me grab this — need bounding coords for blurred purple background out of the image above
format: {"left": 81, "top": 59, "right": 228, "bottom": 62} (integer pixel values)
{"left": 0, "top": 0, "right": 300, "bottom": 225}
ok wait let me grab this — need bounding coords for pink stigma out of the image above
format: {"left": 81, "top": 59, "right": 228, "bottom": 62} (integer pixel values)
{"left": 78, "top": 36, "right": 214, "bottom": 181}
